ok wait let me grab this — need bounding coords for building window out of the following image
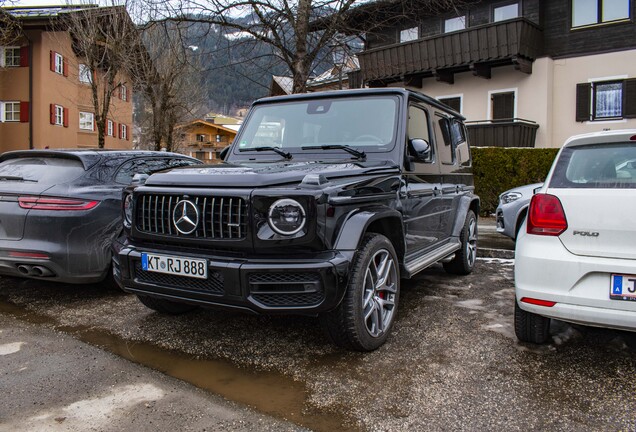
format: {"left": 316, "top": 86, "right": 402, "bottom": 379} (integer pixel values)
{"left": 490, "top": 90, "right": 516, "bottom": 120}
{"left": 121, "top": 123, "right": 128, "bottom": 140}
{"left": 107, "top": 120, "right": 114, "bottom": 136}
{"left": 572, "top": 0, "right": 630, "bottom": 28}
{"left": 216, "top": 134, "right": 221, "bottom": 142}
{"left": 444, "top": 16, "right": 466, "bottom": 33}
{"left": 593, "top": 81, "right": 623, "bottom": 119}
{"left": 576, "top": 78, "right": 636, "bottom": 121}
{"left": 196, "top": 134, "right": 207, "bottom": 142}
{"left": 2, "top": 47, "right": 20, "bottom": 67}
{"left": 120, "top": 84, "right": 128, "bottom": 101}
{"left": 438, "top": 96, "right": 462, "bottom": 113}
{"left": 54, "top": 105, "right": 64, "bottom": 126}
{"left": 79, "top": 112, "right": 94, "bottom": 130}
{"left": 494, "top": 3, "right": 519, "bottom": 22}
{"left": 400, "top": 27, "right": 419, "bottom": 43}
{"left": 79, "top": 64, "right": 92, "bottom": 84}
{"left": 1, "top": 101, "right": 20, "bottom": 122}
{"left": 54, "top": 52, "right": 64, "bottom": 75}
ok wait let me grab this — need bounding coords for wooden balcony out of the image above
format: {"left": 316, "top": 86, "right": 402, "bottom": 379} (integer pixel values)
{"left": 466, "top": 119, "right": 539, "bottom": 148}
{"left": 358, "top": 18, "right": 543, "bottom": 85}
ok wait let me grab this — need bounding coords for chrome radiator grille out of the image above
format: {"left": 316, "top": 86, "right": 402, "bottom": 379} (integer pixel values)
{"left": 136, "top": 194, "right": 248, "bottom": 239}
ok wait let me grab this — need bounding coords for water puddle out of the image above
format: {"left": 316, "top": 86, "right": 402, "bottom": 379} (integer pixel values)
{"left": 0, "top": 299, "right": 355, "bottom": 431}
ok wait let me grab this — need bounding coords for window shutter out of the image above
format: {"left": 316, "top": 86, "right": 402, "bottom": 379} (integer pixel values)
{"left": 492, "top": 92, "right": 514, "bottom": 120}
{"left": 63, "top": 108, "right": 69, "bottom": 128}
{"left": 63, "top": 58, "right": 68, "bottom": 77}
{"left": 20, "top": 46, "right": 29, "bottom": 67}
{"left": 118, "top": 86, "right": 122, "bottom": 100}
{"left": 576, "top": 83, "right": 592, "bottom": 122}
{"left": 126, "top": 87, "right": 130, "bottom": 102}
{"left": 623, "top": 78, "right": 636, "bottom": 119}
{"left": 113, "top": 122, "right": 117, "bottom": 137}
{"left": 49, "top": 51, "right": 55, "bottom": 72}
{"left": 126, "top": 124, "right": 130, "bottom": 141}
{"left": 19, "top": 102, "right": 29, "bottom": 123}
{"left": 118, "top": 123, "right": 122, "bottom": 139}
{"left": 49, "top": 104, "right": 55, "bottom": 124}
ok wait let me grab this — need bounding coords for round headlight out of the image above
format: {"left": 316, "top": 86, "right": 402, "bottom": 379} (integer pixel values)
{"left": 268, "top": 198, "right": 306, "bottom": 235}
{"left": 124, "top": 194, "right": 133, "bottom": 227}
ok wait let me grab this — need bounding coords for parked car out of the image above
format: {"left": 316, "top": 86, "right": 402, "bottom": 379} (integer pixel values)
{"left": 0, "top": 150, "right": 200, "bottom": 286}
{"left": 112, "top": 88, "right": 480, "bottom": 351}
{"left": 515, "top": 129, "right": 636, "bottom": 343}
{"left": 496, "top": 183, "right": 542, "bottom": 240}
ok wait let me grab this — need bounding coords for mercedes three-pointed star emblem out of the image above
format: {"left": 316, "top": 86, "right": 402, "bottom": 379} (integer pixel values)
{"left": 173, "top": 200, "right": 199, "bottom": 235}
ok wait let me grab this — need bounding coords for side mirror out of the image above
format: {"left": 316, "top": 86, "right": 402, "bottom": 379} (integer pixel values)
{"left": 219, "top": 146, "right": 229, "bottom": 161}
{"left": 408, "top": 138, "right": 432, "bottom": 162}
{"left": 131, "top": 173, "right": 149, "bottom": 185}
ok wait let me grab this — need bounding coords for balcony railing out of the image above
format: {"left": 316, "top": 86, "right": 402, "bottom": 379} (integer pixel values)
{"left": 466, "top": 118, "right": 539, "bottom": 148}
{"left": 358, "top": 18, "right": 543, "bottom": 84}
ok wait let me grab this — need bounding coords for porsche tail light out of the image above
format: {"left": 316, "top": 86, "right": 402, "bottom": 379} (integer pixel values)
{"left": 18, "top": 196, "right": 99, "bottom": 211}
{"left": 527, "top": 193, "right": 567, "bottom": 236}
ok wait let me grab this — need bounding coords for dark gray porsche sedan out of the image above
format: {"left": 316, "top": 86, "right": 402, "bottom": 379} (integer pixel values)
{"left": 0, "top": 150, "right": 200, "bottom": 285}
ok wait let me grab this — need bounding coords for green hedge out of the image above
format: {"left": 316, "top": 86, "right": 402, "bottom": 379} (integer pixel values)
{"left": 472, "top": 147, "right": 560, "bottom": 215}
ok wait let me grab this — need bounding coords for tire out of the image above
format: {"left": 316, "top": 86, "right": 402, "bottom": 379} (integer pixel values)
{"left": 321, "top": 233, "right": 400, "bottom": 351}
{"left": 136, "top": 294, "right": 197, "bottom": 315}
{"left": 514, "top": 211, "right": 527, "bottom": 241}
{"left": 99, "top": 266, "right": 124, "bottom": 291}
{"left": 514, "top": 300, "right": 551, "bottom": 344}
{"left": 443, "top": 210, "right": 477, "bottom": 275}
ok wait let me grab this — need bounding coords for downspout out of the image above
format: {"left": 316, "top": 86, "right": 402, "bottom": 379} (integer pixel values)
{"left": 24, "top": 31, "right": 33, "bottom": 149}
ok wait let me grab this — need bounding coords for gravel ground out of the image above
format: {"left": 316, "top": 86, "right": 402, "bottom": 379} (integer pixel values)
{"left": 1, "top": 258, "right": 635, "bottom": 431}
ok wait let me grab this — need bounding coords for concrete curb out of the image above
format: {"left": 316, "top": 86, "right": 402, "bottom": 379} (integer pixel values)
{"left": 477, "top": 247, "right": 515, "bottom": 260}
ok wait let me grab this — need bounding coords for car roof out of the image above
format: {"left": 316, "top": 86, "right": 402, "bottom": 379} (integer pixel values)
{"left": 0, "top": 149, "right": 195, "bottom": 170}
{"left": 253, "top": 87, "right": 465, "bottom": 120}
{"left": 562, "top": 129, "right": 636, "bottom": 148}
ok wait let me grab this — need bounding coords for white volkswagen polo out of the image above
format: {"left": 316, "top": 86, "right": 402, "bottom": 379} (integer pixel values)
{"left": 515, "top": 129, "right": 636, "bottom": 343}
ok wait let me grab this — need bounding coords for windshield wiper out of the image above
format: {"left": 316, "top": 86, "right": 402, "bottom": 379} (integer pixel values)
{"left": 239, "top": 146, "right": 292, "bottom": 160}
{"left": 0, "top": 175, "right": 37, "bottom": 182}
{"left": 302, "top": 145, "right": 366, "bottom": 160}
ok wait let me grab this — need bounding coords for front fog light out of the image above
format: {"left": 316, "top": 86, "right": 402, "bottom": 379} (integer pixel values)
{"left": 124, "top": 194, "right": 133, "bottom": 227}
{"left": 268, "top": 198, "right": 306, "bottom": 235}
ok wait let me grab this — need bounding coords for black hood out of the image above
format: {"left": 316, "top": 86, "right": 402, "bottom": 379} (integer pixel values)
{"left": 145, "top": 160, "right": 400, "bottom": 188}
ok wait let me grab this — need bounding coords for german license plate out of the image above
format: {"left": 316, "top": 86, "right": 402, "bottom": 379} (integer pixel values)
{"left": 141, "top": 253, "right": 207, "bottom": 279}
{"left": 610, "top": 273, "right": 636, "bottom": 301}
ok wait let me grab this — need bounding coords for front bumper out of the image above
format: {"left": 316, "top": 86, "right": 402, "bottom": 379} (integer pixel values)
{"left": 515, "top": 233, "right": 636, "bottom": 332}
{"left": 112, "top": 239, "right": 353, "bottom": 315}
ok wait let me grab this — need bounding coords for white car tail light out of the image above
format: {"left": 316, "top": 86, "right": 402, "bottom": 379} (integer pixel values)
{"left": 527, "top": 193, "right": 567, "bottom": 236}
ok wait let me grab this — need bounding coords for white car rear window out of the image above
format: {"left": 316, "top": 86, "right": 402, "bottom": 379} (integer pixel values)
{"left": 550, "top": 143, "right": 636, "bottom": 189}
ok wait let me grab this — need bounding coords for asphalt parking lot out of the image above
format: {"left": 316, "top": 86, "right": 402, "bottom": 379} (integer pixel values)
{"left": 1, "top": 250, "right": 635, "bottom": 431}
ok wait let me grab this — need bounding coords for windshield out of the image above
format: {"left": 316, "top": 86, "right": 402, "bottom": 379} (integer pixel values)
{"left": 550, "top": 143, "right": 636, "bottom": 188}
{"left": 232, "top": 96, "right": 399, "bottom": 159}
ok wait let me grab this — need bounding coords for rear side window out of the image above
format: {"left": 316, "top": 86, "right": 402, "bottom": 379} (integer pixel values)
{"left": 550, "top": 143, "right": 636, "bottom": 188}
{"left": 114, "top": 158, "right": 199, "bottom": 184}
{"left": 0, "top": 157, "right": 85, "bottom": 185}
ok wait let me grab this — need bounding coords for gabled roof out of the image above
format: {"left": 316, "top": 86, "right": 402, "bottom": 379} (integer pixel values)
{"left": 176, "top": 120, "right": 239, "bottom": 135}
{"left": 271, "top": 76, "right": 294, "bottom": 96}
{"left": 5, "top": 5, "right": 99, "bottom": 20}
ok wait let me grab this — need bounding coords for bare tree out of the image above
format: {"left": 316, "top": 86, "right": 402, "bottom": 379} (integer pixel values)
{"left": 0, "top": 9, "right": 21, "bottom": 48}
{"left": 132, "top": 0, "right": 465, "bottom": 93}
{"left": 129, "top": 20, "right": 206, "bottom": 152}
{"left": 58, "top": 4, "right": 140, "bottom": 148}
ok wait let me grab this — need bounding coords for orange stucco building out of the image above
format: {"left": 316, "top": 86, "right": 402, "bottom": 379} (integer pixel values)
{"left": 0, "top": 6, "right": 133, "bottom": 152}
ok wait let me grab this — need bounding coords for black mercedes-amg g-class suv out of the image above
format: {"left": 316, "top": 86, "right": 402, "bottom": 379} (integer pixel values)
{"left": 112, "top": 88, "right": 479, "bottom": 351}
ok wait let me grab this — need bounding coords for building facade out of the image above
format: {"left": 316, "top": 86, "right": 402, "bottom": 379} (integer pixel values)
{"left": 176, "top": 119, "right": 238, "bottom": 164}
{"left": 350, "top": 0, "right": 636, "bottom": 148}
{"left": 0, "top": 6, "right": 133, "bottom": 152}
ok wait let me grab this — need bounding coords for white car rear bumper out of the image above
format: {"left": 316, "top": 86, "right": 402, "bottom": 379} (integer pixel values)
{"left": 515, "top": 233, "right": 636, "bottom": 331}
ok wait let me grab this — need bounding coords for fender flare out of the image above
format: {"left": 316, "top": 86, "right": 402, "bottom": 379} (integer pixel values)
{"left": 451, "top": 196, "right": 480, "bottom": 237}
{"left": 334, "top": 208, "right": 404, "bottom": 252}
